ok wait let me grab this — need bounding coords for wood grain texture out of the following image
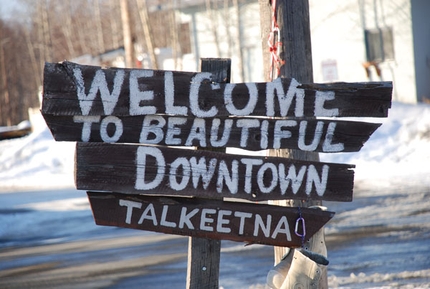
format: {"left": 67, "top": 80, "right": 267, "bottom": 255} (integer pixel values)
{"left": 43, "top": 114, "right": 381, "bottom": 152}
{"left": 42, "top": 61, "right": 392, "bottom": 118}
{"left": 75, "top": 142, "right": 355, "bottom": 202}
{"left": 260, "top": 0, "right": 324, "bottom": 269}
{"left": 87, "top": 192, "right": 335, "bottom": 248}
{"left": 186, "top": 58, "right": 230, "bottom": 289}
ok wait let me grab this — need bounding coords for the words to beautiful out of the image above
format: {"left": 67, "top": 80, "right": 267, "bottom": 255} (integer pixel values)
{"left": 72, "top": 68, "right": 345, "bottom": 152}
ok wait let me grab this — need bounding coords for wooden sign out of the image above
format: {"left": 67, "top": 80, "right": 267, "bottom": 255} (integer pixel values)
{"left": 76, "top": 142, "right": 355, "bottom": 202}
{"left": 87, "top": 191, "right": 335, "bottom": 247}
{"left": 43, "top": 114, "right": 381, "bottom": 152}
{"left": 42, "top": 61, "right": 392, "bottom": 118}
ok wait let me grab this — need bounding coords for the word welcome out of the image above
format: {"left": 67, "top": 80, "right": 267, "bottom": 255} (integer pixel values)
{"left": 73, "top": 67, "right": 338, "bottom": 118}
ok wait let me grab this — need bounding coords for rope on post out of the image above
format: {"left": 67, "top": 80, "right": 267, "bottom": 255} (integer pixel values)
{"left": 267, "top": 0, "right": 285, "bottom": 80}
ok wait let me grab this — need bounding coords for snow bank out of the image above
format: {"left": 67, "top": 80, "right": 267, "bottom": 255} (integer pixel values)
{"left": 1, "top": 102, "right": 430, "bottom": 192}
{"left": 320, "top": 101, "right": 430, "bottom": 190}
{"left": 0, "top": 113, "right": 75, "bottom": 192}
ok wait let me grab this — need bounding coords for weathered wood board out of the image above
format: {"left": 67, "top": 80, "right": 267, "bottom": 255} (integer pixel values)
{"left": 87, "top": 191, "right": 335, "bottom": 247}
{"left": 76, "top": 143, "right": 355, "bottom": 202}
{"left": 43, "top": 114, "right": 381, "bottom": 152}
{"left": 42, "top": 61, "right": 392, "bottom": 118}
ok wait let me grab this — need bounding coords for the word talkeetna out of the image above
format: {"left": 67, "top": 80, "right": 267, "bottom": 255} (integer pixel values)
{"left": 87, "top": 192, "right": 335, "bottom": 247}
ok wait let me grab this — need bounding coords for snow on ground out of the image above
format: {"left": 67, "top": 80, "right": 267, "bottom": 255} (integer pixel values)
{"left": 320, "top": 101, "right": 430, "bottom": 189}
{"left": 1, "top": 101, "right": 429, "bottom": 192}
{"left": 0, "top": 113, "right": 75, "bottom": 192}
{"left": 0, "top": 101, "right": 430, "bottom": 288}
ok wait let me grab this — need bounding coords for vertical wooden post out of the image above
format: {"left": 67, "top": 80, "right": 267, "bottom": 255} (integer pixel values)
{"left": 259, "top": 0, "right": 328, "bottom": 287}
{"left": 186, "top": 58, "right": 231, "bottom": 289}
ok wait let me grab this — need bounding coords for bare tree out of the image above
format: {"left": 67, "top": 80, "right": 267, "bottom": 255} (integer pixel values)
{"left": 0, "top": 0, "right": 192, "bottom": 126}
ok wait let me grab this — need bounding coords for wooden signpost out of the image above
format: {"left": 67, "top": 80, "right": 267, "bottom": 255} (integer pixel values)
{"left": 40, "top": 0, "right": 394, "bottom": 286}
{"left": 44, "top": 114, "right": 382, "bottom": 152}
{"left": 43, "top": 61, "right": 391, "bottom": 118}
{"left": 75, "top": 142, "right": 355, "bottom": 202}
{"left": 42, "top": 59, "right": 392, "bottom": 288}
{"left": 87, "top": 192, "right": 334, "bottom": 248}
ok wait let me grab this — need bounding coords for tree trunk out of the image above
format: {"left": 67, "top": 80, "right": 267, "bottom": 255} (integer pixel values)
{"left": 120, "top": 0, "right": 134, "bottom": 68}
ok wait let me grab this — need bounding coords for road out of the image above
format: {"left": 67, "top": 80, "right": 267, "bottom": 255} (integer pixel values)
{"left": 0, "top": 187, "right": 429, "bottom": 288}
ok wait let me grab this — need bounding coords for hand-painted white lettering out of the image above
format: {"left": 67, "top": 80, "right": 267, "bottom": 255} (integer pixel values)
{"left": 273, "top": 120, "right": 296, "bottom": 149}
{"left": 217, "top": 210, "right": 232, "bottom": 233}
{"left": 185, "top": 118, "right": 206, "bottom": 146}
{"left": 257, "top": 163, "right": 278, "bottom": 193}
{"left": 322, "top": 122, "right": 344, "bottom": 152}
{"left": 254, "top": 214, "right": 271, "bottom": 237}
{"left": 210, "top": 118, "right": 232, "bottom": 147}
{"left": 133, "top": 146, "right": 330, "bottom": 196}
{"left": 100, "top": 116, "right": 123, "bottom": 142}
{"left": 74, "top": 68, "right": 124, "bottom": 115}
{"left": 234, "top": 211, "right": 252, "bottom": 235}
{"left": 236, "top": 119, "right": 260, "bottom": 148}
{"left": 73, "top": 68, "right": 341, "bottom": 119}
{"left": 165, "top": 117, "right": 187, "bottom": 145}
{"left": 160, "top": 205, "right": 177, "bottom": 228}
{"left": 271, "top": 216, "right": 292, "bottom": 240}
{"left": 189, "top": 72, "right": 218, "bottom": 117}
{"left": 240, "top": 158, "right": 263, "bottom": 194}
{"left": 129, "top": 70, "right": 156, "bottom": 115}
{"left": 165, "top": 71, "right": 187, "bottom": 115}
{"left": 169, "top": 157, "right": 191, "bottom": 191}
{"left": 278, "top": 164, "right": 307, "bottom": 195}
{"left": 260, "top": 120, "right": 269, "bottom": 149}
{"left": 200, "top": 208, "right": 216, "bottom": 231}
{"left": 266, "top": 78, "right": 304, "bottom": 117}
{"left": 314, "top": 91, "right": 339, "bottom": 117}
{"left": 139, "top": 115, "right": 166, "bottom": 144}
{"left": 189, "top": 157, "right": 217, "bottom": 189}
{"left": 119, "top": 199, "right": 142, "bottom": 224}
{"left": 77, "top": 114, "right": 345, "bottom": 152}
{"left": 306, "top": 164, "right": 329, "bottom": 196}
{"left": 216, "top": 160, "right": 239, "bottom": 194}
{"left": 73, "top": 115, "right": 101, "bottom": 142}
{"left": 298, "top": 120, "right": 324, "bottom": 151}
{"left": 135, "top": 146, "right": 165, "bottom": 190}
{"left": 224, "top": 83, "right": 258, "bottom": 115}
{"left": 179, "top": 207, "right": 199, "bottom": 229}
{"left": 138, "top": 203, "right": 158, "bottom": 225}
{"left": 116, "top": 201, "right": 296, "bottom": 240}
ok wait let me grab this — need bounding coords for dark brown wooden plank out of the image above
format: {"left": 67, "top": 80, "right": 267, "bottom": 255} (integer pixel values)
{"left": 87, "top": 192, "right": 335, "bottom": 247}
{"left": 43, "top": 114, "right": 381, "bottom": 152}
{"left": 0, "top": 124, "right": 32, "bottom": 140}
{"left": 42, "top": 61, "right": 392, "bottom": 118}
{"left": 75, "top": 143, "right": 355, "bottom": 202}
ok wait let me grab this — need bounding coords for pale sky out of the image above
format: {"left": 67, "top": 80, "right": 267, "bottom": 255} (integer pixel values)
{"left": 0, "top": 0, "right": 26, "bottom": 21}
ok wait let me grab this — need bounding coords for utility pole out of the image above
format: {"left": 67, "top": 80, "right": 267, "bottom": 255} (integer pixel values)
{"left": 120, "top": 0, "right": 134, "bottom": 68}
{"left": 259, "top": 0, "right": 328, "bottom": 287}
{"left": 94, "top": 0, "right": 105, "bottom": 54}
{"left": 136, "top": 0, "right": 159, "bottom": 70}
